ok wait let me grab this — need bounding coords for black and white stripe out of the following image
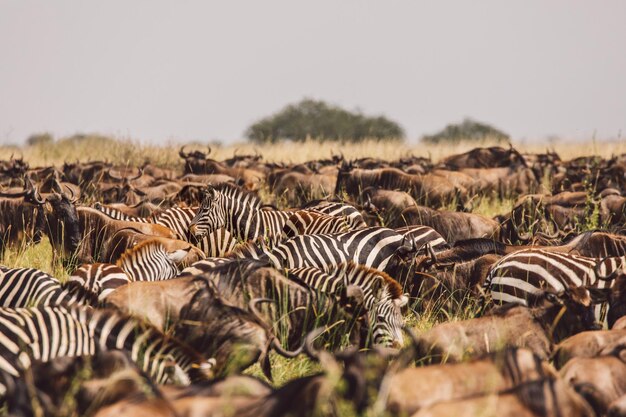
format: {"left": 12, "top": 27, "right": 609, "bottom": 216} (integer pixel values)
{"left": 116, "top": 240, "right": 182, "bottom": 282}
{"left": 0, "top": 267, "right": 96, "bottom": 307}
{"left": 288, "top": 262, "right": 408, "bottom": 347}
{"left": 67, "top": 241, "right": 186, "bottom": 301}
{"left": 196, "top": 259, "right": 361, "bottom": 350}
{"left": 68, "top": 263, "right": 131, "bottom": 301}
{"left": 189, "top": 184, "right": 292, "bottom": 244}
{"left": 302, "top": 200, "right": 367, "bottom": 230}
{"left": 266, "top": 226, "right": 419, "bottom": 275}
{"left": 0, "top": 305, "right": 213, "bottom": 395}
{"left": 281, "top": 210, "right": 359, "bottom": 239}
{"left": 94, "top": 204, "right": 237, "bottom": 257}
{"left": 484, "top": 248, "right": 625, "bottom": 320}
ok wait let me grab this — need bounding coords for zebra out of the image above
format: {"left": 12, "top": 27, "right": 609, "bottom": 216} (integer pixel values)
{"left": 395, "top": 225, "right": 449, "bottom": 253}
{"left": 302, "top": 200, "right": 368, "bottom": 230}
{"left": 288, "top": 261, "right": 408, "bottom": 347}
{"left": 483, "top": 248, "right": 625, "bottom": 324}
{"left": 0, "top": 305, "right": 214, "bottom": 396}
{"left": 195, "top": 258, "right": 365, "bottom": 350}
{"left": 68, "top": 263, "right": 130, "bottom": 301}
{"left": 189, "top": 183, "right": 293, "bottom": 244}
{"left": 68, "top": 239, "right": 187, "bottom": 301}
{"left": 281, "top": 210, "right": 358, "bottom": 240}
{"left": 94, "top": 203, "right": 238, "bottom": 257}
{"left": 0, "top": 266, "right": 97, "bottom": 307}
{"left": 265, "top": 226, "right": 425, "bottom": 276}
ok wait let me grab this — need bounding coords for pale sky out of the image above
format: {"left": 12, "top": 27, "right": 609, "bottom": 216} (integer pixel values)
{"left": 1, "top": 1, "right": 625, "bottom": 145}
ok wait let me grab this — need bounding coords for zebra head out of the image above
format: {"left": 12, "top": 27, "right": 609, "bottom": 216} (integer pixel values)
{"left": 189, "top": 187, "right": 226, "bottom": 238}
{"left": 372, "top": 292, "right": 408, "bottom": 348}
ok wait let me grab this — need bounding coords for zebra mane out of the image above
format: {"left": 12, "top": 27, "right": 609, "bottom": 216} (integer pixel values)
{"left": 211, "top": 183, "right": 262, "bottom": 209}
{"left": 340, "top": 261, "right": 403, "bottom": 300}
{"left": 116, "top": 239, "right": 167, "bottom": 267}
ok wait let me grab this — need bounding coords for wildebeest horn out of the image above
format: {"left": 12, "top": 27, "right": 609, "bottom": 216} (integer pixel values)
{"left": 303, "top": 327, "right": 330, "bottom": 360}
{"left": 179, "top": 145, "right": 189, "bottom": 159}
{"left": 515, "top": 218, "right": 540, "bottom": 242}
{"left": 31, "top": 186, "right": 46, "bottom": 205}
{"left": 249, "top": 298, "right": 303, "bottom": 358}
{"left": 594, "top": 258, "right": 623, "bottom": 281}
{"left": 130, "top": 168, "right": 143, "bottom": 182}
{"left": 108, "top": 169, "right": 123, "bottom": 180}
{"left": 0, "top": 190, "right": 28, "bottom": 198}
{"left": 52, "top": 178, "right": 63, "bottom": 194}
{"left": 67, "top": 185, "right": 78, "bottom": 203}
{"left": 207, "top": 145, "right": 212, "bottom": 156}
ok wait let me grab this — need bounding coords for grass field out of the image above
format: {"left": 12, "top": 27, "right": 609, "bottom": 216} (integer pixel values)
{"left": 0, "top": 134, "right": 620, "bottom": 398}
{"left": 1, "top": 134, "right": 625, "bottom": 168}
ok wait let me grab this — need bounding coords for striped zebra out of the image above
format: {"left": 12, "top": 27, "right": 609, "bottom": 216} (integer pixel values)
{"left": 483, "top": 248, "right": 625, "bottom": 323}
{"left": 0, "top": 266, "right": 97, "bottom": 307}
{"left": 194, "top": 258, "right": 364, "bottom": 350}
{"left": 281, "top": 210, "right": 358, "bottom": 240}
{"left": 265, "top": 226, "right": 435, "bottom": 277}
{"left": 189, "top": 184, "right": 292, "bottom": 244}
{"left": 0, "top": 305, "right": 214, "bottom": 396}
{"left": 288, "top": 261, "right": 408, "bottom": 347}
{"left": 396, "top": 225, "right": 449, "bottom": 252}
{"left": 68, "top": 263, "right": 130, "bottom": 301}
{"left": 94, "top": 203, "right": 237, "bottom": 257}
{"left": 302, "top": 200, "right": 367, "bottom": 230}
{"left": 68, "top": 240, "right": 186, "bottom": 301}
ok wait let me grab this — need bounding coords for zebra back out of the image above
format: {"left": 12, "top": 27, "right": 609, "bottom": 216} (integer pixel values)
{"left": 116, "top": 240, "right": 180, "bottom": 281}
{"left": 282, "top": 210, "right": 353, "bottom": 239}
{"left": 395, "top": 225, "right": 449, "bottom": 252}
{"left": 93, "top": 203, "right": 153, "bottom": 223}
{"left": 0, "top": 267, "right": 97, "bottom": 307}
{"left": 0, "top": 305, "right": 214, "bottom": 385}
{"left": 484, "top": 248, "right": 626, "bottom": 321}
{"left": 68, "top": 263, "right": 131, "bottom": 301}
{"left": 303, "top": 200, "right": 367, "bottom": 230}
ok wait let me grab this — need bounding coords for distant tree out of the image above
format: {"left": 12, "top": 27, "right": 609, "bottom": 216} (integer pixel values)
{"left": 246, "top": 99, "right": 404, "bottom": 143}
{"left": 26, "top": 132, "right": 54, "bottom": 147}
{"left": 421, "top": 118, "right": 509, "bottom": 144}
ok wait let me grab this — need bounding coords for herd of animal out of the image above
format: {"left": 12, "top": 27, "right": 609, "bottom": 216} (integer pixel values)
{"left": 0, "top": 144, "right": 625, "bottom": 416}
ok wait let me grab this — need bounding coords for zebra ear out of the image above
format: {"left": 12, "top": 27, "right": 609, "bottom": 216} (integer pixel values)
{"left": 167, "top": 248, "right": 190, "bottom": 263}
{"left": 587, "top": 287, "right": 611, "bottom": 305}
{"left": 202, "top": 187, "right": 216, "bottom": 201}
{"left": 395, "top": 294, "right": 409, "bottom": 307}
{"left": 344, "top": 285, "right": 365, "bottom": 308}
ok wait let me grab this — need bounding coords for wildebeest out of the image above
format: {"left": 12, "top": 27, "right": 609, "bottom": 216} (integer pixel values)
{"left": 414, "top": 286, "right": 599, "bottom": 362}
{"left": 335, "top": 162, "right": 469, "bottom": 209}
{"left": 391, "top": 205, "right": 500, "bottom": 243}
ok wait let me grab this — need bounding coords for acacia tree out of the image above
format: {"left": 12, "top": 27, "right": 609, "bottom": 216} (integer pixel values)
{"left": 246, "top": 99, "right": 404, "bottom": 143}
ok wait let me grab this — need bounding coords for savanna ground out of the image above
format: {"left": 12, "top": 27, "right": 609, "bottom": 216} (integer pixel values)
{"left": 1, "top": 134, "right": 625, "bottom": 388}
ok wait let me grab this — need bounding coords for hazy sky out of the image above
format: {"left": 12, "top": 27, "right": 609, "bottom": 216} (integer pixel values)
{"left": 1, "top": 1, "right": 625, "bottom": 145}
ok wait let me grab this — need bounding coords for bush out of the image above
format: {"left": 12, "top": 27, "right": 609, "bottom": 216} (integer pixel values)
{"left": 421, "top": 118, "right": 509, "bottom": 144}
{"left": 246, "top": 99, "right": 404, "bottom": 143}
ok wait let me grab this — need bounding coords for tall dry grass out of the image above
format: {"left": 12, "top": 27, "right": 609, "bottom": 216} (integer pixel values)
{"left": 1, "top": 133, "right": 624, "bottom": 168}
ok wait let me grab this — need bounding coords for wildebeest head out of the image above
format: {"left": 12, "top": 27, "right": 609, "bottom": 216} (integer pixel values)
{"left": 528, "top": 286, "right": 600, "bottom": 341}
{"left": 175, "top": 280, "right": 274, "bottom": 378}
{"left": 44, "top": 191, "right": 81, "bottom": 260}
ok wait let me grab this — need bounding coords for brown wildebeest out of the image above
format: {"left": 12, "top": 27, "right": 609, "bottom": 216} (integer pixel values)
{"left": 392, "top": 205, "right": 500, "bottom": 243}
{"left": 560, "top": 337, "right": 626, "bottom": 416}
{"left": 413, "top": 286, "right": 600, "bottom": 363}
